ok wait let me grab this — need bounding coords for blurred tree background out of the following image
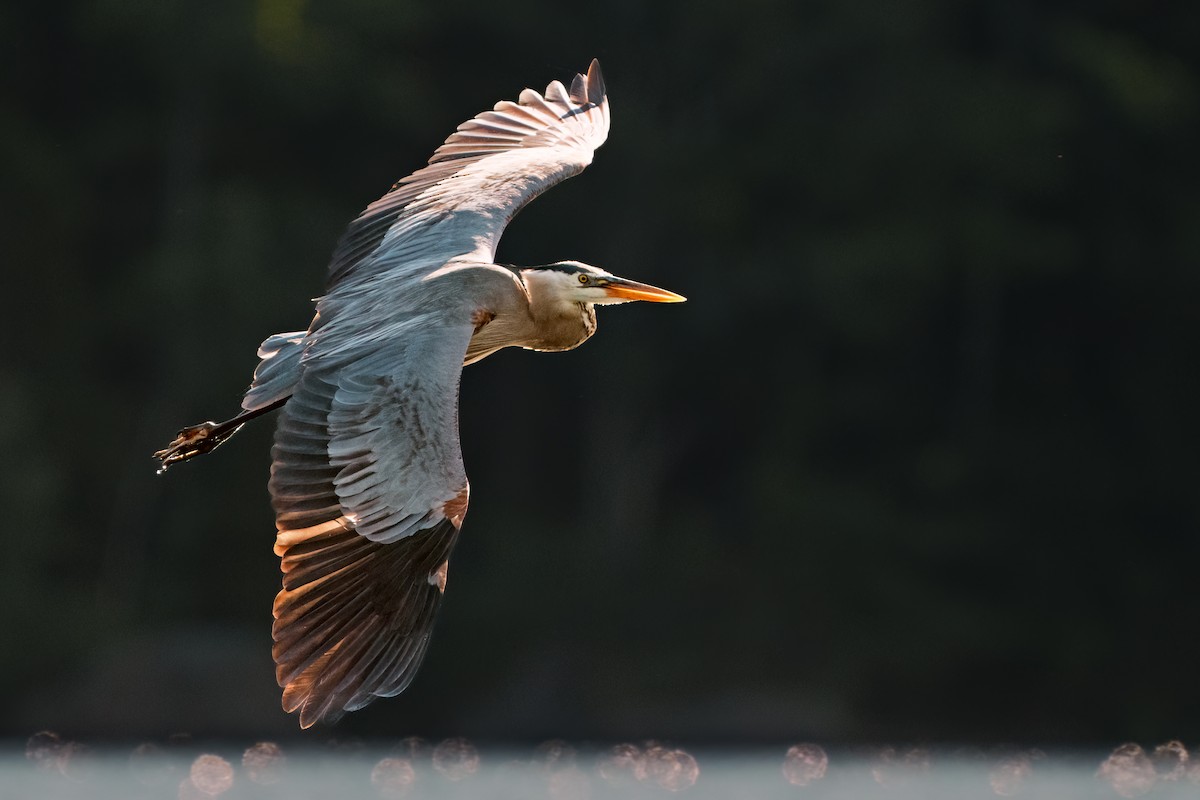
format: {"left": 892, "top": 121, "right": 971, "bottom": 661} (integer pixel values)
{"left": 2, "top": 0, "right": 1197, "bottom": 746}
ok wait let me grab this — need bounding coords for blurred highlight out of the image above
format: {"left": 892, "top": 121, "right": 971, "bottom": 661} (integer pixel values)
{"left": 187, "top": 753, "right": 233, "bottom": 796}
{"left": 640, "top": 743, "right": 699, "bottom": 792}
{"left": 242, "top": 741, "right": 286, "bottom": 785}
{"left": 371, "top": 757, "right": 417, "bottom": 798}
{"left": 432, "top": 737, "right": 480, "bottom": 781}
{"left": 987, "top": 751, "right": 1041, "bottom": 797}
{"left": 12, "top": 734, "right": 1200, "bottom": 797}
{"left": 782, "top": 743, "right": 828, "bottom": 786}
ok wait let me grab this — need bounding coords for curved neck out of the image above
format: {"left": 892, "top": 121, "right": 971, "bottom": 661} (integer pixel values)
{"left": 520, "top": 272, "right": 597, "bottom": 352}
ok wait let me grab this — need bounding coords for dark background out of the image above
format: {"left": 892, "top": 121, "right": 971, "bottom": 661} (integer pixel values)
{"left": 3, "top": 0, "right": 1198, "bottom": 747}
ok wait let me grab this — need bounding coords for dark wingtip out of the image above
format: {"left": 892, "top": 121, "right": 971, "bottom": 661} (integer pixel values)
{"left": 587, "top": 58, "right": 605, "bottom": 103}
{"left": 571, "top": 59, "right": 606, "bottom": 106}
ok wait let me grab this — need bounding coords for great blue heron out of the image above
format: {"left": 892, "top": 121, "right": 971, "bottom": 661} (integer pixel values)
{"left": 154, "top": 60, "right": 684, "bottom": 728}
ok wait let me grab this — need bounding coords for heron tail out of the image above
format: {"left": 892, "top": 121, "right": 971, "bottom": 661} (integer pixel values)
{"left": 242, "top": 330, "right": 307, "bottom": 412}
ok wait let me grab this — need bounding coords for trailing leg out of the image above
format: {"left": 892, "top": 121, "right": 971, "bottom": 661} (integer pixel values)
{"left": 154, "top": 397, "right": 288, "bottom": 473}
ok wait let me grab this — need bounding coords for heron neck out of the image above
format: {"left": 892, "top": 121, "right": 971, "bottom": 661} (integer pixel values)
{"left": 527, "top": 298, "right": 597, "bottom": 352}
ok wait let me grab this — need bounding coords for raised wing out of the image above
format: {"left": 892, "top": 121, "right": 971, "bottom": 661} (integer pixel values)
{"left": 269, "top": 322, "right": 474, "bottom": 727}
{"left": 326, "top": 59, "right": 609, "bottom": 287}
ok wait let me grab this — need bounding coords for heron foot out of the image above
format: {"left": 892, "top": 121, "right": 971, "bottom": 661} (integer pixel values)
{"left": 154, "top": 420, "right": 244, "bottom": 474}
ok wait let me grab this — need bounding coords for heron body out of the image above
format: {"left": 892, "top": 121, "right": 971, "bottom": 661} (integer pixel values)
{"left": 155, "top": 60, "right": 684, "bottom": 728}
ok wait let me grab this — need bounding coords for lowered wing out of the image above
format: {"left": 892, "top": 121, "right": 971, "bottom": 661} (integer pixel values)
{"left": 269, "top": 319, "right": 474, "bottom": 727}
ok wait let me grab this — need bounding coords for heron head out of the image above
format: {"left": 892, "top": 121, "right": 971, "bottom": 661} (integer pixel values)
{"left": 523, "top": 261, "right": 686, "bottom": 306}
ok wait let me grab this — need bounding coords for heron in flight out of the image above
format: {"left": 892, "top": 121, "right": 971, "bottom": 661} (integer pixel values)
{"left": 154, "top": 60, "right": 684, "bottom": 728}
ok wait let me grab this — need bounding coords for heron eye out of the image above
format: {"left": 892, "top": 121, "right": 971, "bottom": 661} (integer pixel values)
{"left": 578, "top": 274, "right": 590, "bottom": 284}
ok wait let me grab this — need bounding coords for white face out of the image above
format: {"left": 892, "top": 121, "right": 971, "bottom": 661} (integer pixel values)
{"left": 558, "top": 262, "right": 634, "bottom": 305}
{"left": 523, "top": 260, "right": 687, "bottom": 307}
{"left": 527, "top": 261, "right": 632, "bottom": 306}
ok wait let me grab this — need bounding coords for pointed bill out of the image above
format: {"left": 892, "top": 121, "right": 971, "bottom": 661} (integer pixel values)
{"left": 602, "top": 278, "right": 687, "bottom": 303}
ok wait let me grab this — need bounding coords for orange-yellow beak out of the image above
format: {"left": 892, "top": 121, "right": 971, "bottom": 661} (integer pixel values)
{"left": 602, "top": 278, "right": 687, "bottom": 303}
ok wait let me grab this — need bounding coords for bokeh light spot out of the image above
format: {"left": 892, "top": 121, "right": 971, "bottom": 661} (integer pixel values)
{"left": 189, "top": 753, "right": 234, "bottom": 796}
{"left": 782, "top": 743, "right": 828, "bottom": 786}
{"left": 432, "top": 737, "right": 479, "bottom": 781}
{"left": 1150, "top": 740, "right": 1188, "bottom": 781}
{"left": 597, "top": 743, "right": 642, "bottom": 788}
{"left": 25, "top": 731, "right": 66, "bottom": 774}
{"left": 989, "top": 754, "right": 1033, "bottom": 797}
{"left": 371, "top": 757, "right": 416, "bottom": 798}
{"left": 243, "top": 741, "right": 286, "bottom": 785}
{"left": 641, "top": 745, "right": 699, "bottom": 792}
{"left": 1098, "top": 743, "right": 1156, "bottom": 798}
